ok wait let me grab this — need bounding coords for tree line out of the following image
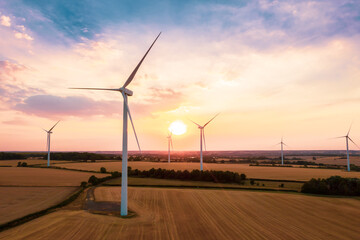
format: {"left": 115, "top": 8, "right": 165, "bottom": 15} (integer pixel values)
{"left": 301, "top": 176, "right": 360, "bottom": 196}
{"left": 87, "top": 167, "right": 247, "bottom": 186}
{"left": 0, "top": 152, "right": 26, "bottom": 160}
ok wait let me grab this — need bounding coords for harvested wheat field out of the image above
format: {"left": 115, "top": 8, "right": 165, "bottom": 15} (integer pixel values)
{"left": 0, "top": 187, "right": 359, "bottom": 240}
{"left": 287, "top": 156, "right": 360, "bottom": 166}
{"left": 0, "top": 167, "right": 108, "bottom": 186}
{"left": 55, "top": 161, "right": 360, "bottom": 181}
{"left": 0, "top": 160, "right": 73, "bottom": 167}
{"left": 0, "top": 186, "right": 77, "bottom": 225}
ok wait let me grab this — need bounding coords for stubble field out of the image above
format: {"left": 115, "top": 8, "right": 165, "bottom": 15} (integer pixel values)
{"left": 0, "top": 167, "right": 108, "bottom": 186}
{"left": 0, "top": 186, "right": 77, "bottom": 225}
{"left": 0, "top": 187, "right": 359, "bottom": 240}
{"left": 0, "top": 160, "right": 73, "bottom": 167}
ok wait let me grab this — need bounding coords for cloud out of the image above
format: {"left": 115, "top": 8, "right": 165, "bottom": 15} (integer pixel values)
{"left": 15, "top": 95, "right": 119, "bottom": 118}
{"left": 14, "top": 31, "right": 33, "bottom": 41}
{"left": 0, "top": 60, "right": 27, "bottom": 76}
{"left": 13, "top": 94, "right": 156, "bottom": 118}
{"left": 0, "top": 15, "right": 11, "bottom": 27}
{"left": 0, "top": 60, "right": 42, "bottom": 106}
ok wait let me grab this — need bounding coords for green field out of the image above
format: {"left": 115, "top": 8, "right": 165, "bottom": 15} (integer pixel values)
{"left": 105, "top": 177, "right": 303, "bottom": 192}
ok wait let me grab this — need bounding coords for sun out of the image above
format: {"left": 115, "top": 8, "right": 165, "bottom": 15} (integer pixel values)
{"left": 169, "top": 120, "right": 187, "bottom": 135}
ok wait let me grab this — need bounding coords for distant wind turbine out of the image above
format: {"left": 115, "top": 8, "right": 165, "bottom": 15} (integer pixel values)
{"left": 167, "top": 132, "right": 173, "bottom": 163}
{"left": 70, "top": 32, "right": 161, "bottom": 216}
{"left": 278, "top": 137, "right": 288, "bottom": 165}
{"left": 189, "top": 113, "right": 220, "bottom": 171}
{"left": 334, "top": 124, "right": 360, "bottom": 172}
{"left": 43, "top": 120, "right": 60, "bottom": 167}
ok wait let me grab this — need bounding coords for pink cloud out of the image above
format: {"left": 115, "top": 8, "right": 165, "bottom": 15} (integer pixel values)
{"left": 14, "top": 94, "right": 156, "bottom": 118}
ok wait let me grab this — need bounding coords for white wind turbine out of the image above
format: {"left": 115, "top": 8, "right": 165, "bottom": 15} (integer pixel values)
{"left": 43, "top": 120, "right": 60, "bottom": 167}
{"left": 190, "top": 113, "right": 219, "bottom": 171}
{"left": 167, "top": 132, "right": 173, "bottom": 163}
{"left": 70, "top": 32, "right": 161, "bottom": 216}
{"left": 334, "top": 124, "right": 360, "bottom": 172}
{"left": 278, "top": 137, "right": 288, "bottom": 165}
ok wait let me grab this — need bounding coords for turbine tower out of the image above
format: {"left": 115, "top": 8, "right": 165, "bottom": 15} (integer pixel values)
{"left": 190, "top": 113, "right": 219, "bottom": 171}
{"left": 43, "top": 120, "right": 60, "bottom": 167}
{"left": 70, "top": 32, "right": 161, "bottom": 216}
{"left": 334, "top": 125, "right": 359, "bottom": 172}
{"left": 278, "top": 137, "right": 287, "bottom": 165}
{"left": 167, "top": 132, "right": 173, "bottom": 163}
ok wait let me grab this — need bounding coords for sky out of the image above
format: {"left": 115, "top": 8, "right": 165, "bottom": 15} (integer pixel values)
{"left": 0, "top": 0, "right": 360, "bottom": 151}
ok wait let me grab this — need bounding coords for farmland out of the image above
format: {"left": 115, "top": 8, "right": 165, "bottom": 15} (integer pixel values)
{"left": 0, "top": 187, "right": 359, "bottom": 240}
{"left": 54, "top": 161, "right": 360, "bottom": 181}
{"left": 0, "top": 160, "right": 73, "bottom": 167}
{"left": 105, "top": 177, "right": 304, "bottom": 191}
{"left": 0, "top": 187, "right": 77, "bottom": 225}
{"left": 0, "top": 167, "right": 108, "bottom": 186}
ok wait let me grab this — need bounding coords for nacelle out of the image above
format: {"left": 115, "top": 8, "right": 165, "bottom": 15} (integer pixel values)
{"left": 120, "top": 88, "right": 133, "bottom": 96}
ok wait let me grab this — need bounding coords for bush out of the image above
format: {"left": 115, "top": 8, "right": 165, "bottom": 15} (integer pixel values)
{"left": 279, "top": 183, "right": 284, "bottom": 188}
{"left": 80, "top": 181, "right": 87, "bottom": 188}
{"left": 17, "top": 162, "right": 21, "bottom": 167}
{"left": 250, "top": 179, "right": 255, "bottom": 185}
{"left": 88, "top": 175, "right": 99, "bottom": 185}
{"left": 111, "top": 171, "right": 121, "bottom": 178}
{"left": 100, "top": 167, "right": 107, "bottom": 173}
{"left": 21, "top": 162, "right": 28, "bottom": 167}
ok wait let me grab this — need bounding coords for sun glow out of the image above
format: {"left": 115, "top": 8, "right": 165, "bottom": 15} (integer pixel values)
{"left": 169, "top": 120, "right": 187, "bottom": 135}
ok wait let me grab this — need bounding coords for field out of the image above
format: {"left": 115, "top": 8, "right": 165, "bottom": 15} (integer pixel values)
{"left": 0, "top": 167, "right": 108, "bottom": 186}
{"left": 0, "top": 160, "right": 73, "bottom": 167}
{"left": 0, "top": 187, "right": 359, "bottom": 240}
{"left": 105, "top": 177, "right": 303, "bottom": 191}
{"left": 54, "top": 161, "right": 360, "bottom": 181}
{"left": 287, "top": 155, "right": 360, "bottom": 166}
{"left": 0, "top": 187, "right": 77, "bottom": 225}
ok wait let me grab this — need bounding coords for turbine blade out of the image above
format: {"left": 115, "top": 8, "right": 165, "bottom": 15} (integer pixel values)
{"left": 170, "top": 139, "right": 174, "bottom": 150}
{"left": 203, "top": 129, "right": 207, "bottom": 151}
{"left": 69, "top": 87, "right": 119, "bottom": 91}
{"left": 347, "top": 123, "right": 353, "bottom": 136}
{"left": 122, "top": 32, "right": 161, "bottom": 88}
{"left": 330, "top": 136, "right": 346, "bottom": 139}
{"left": 348, "top": 137, "right": 360, "bottom": 150}
{"left": 42, "top": 128, "right": 48, "bottom": 133}
{"left": 203, "top": 113, "right": 220, "bottom": 127}
{"left": 49, "top": 120, "right": 60, "bottom": 132}
{"left": 188, "top": 118, "right": 201, "bottom": 127}
{"left": 122, "top": 92, "right": 141, "bottom": 153}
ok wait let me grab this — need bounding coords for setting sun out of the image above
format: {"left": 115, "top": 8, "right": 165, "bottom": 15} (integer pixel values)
{"left": 169, "top": 120, "right": 187, "bottom": 135}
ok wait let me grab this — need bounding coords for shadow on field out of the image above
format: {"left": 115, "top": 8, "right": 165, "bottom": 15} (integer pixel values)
{"left": 84, "top": 187, "right": 136, "bottom": 218}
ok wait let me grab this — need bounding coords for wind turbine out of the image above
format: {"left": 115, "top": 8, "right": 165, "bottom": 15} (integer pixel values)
{"left": 278, "top": 137, "right": 287, "bottom": 165}
{"left": 70, "top": 32, "right": 161, "bottom": 216}
{"left": 43, "top": 120, "right": 60, "bottom": 167}
{"left": 167, "top": 132, "right": 173, "bottom": 163}
{"left": 189, "top": 113, "right": 219, "bottom": 171}
{"left": 334, "top": 124, "right": 360, "bottom": 171}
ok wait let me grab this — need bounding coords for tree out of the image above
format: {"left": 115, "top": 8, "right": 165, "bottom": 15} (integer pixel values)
{"left": 100, "top": 167, "right": 107, "bottom": 173}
